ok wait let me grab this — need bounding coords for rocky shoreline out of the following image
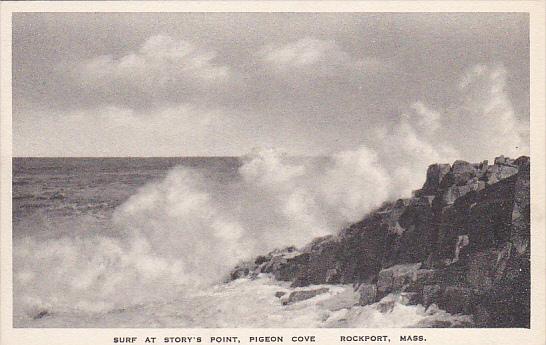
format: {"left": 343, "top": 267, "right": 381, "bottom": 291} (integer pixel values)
{"left": 230, "top": 155, "right": 531, "bottom": 328}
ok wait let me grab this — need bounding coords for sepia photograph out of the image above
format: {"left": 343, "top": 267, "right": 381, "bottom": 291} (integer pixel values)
{"left": 1, "top": 3, "right": 544, "bottom": 339}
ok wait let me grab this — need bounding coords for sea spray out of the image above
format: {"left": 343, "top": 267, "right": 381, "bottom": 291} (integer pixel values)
{"left": 13, "top": 146, "right": 453, "bottom": 324}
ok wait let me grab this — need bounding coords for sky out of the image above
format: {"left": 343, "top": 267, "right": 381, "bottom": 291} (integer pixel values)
{"left": 12, "top": 12, "right": 530, "bottom": 159}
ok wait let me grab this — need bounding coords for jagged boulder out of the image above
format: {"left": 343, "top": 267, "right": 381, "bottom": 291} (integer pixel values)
{"left": 336, "top": 213, "right": 390, "bottom": 284}
{"left": 230, "top": 261, "right": 257, "bottom": 281}
{"left": 255, "top": 255, "right": 269, "bottom": 265}
{"left": 393, "top": 197, "right": 436, "bottom": 263}
{"left": 407, "top": 269, "right": 439, "bottom": 292}
{"left": 439, "top": 286, "right": 479, "bottom": 315}
{"left": 433, "top": 204, "right": 467, "bottom": 263}
{"left": 451, "top": 160, "right": 479, "bottom": 186}
{"left": 282, "top": 288, "right": 329, "bottom": 305}
{"left": 513, "top": 155, "right": 530, "bottom": 167}
{"left": 474, "top": 160, "right": 489, "bottom": 179}
{"left": 380, "top": 199, "right": 412, "bottom": 267}
{"left": 466, "top": 244, "right": 512, "bottom": 290}
{"left": 357, "top": 284, "right": 377, "bottom": 306}
{"left": 494, "top": 155, "right": 515, "bottom": 166}
{"left": 423, "top": 284, "right": 442, "bottom": 308}
{"left": 262, "top": 252, "right": 311, "bottom": 281}
{"left": 478, "top": 254, "right": 530, "bottom": 327}
{"left": 382, "top": 199, "right": 411, "bottom": 235}
{"left": 465, "top": 242, "right": 530, "bottom": 327}
{"left": 291, "top": 236, "right": 342, "bottom": 287}
{"left": 465, "top": 175, "right": 516, "bottom": 251}
{"left": 484, "top": 157, "right": 519, "bottom": 185}
{"left": 442, "top": 178, "right": 485, "bottom": 205}
{"left": 376, "top": 263, "right": 422, "bottom": 297}
{"left": 418, "top": 163, "right": 451, "bottom": 196}
{"left": 275, "top": 291, "right": 286, "bottom": 298}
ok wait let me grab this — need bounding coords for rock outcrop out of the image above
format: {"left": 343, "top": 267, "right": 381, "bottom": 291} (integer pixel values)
{"left": 281, "top": 288, "right": 330, "bottom": 305}
{"left": 229, "top": 155, "right": 531, "bottom": 328}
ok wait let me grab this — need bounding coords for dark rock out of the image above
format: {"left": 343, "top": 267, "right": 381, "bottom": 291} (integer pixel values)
{"left": 32, "top": 310, "right": 50, "bottom": 320}
{"left": 472, "top": 304, "right": 492, "bottom": 327}
{"left": 466, "top": 247, "right": 507, "bottom": 290}
{"left": 494, "top": 155, "right": 516, "bottom": 166}
{"left": 513, "top": 155, "right": 530, "bottom": 167}
{"left": 433, "top": 205, "right": 467, "bottom": 264}
{"left": 291, "top": 236, "right": 341, "bottom": 287}
{"left": 451, "top": 160, "right": 478, "bottom": 186}
{"left": 511, "top": 161, "right": 530, "bottom": 255}
{"left": 485, "top": 254, "right": 530, "bottom": 327}
{"left": 282, "top": 288, "right": 329, "bottom": 305}
{"left": 230, "top": 246, "right": 305, "bottom": 282}
{"left": 420, "top": 320, "right": 455, "bottom": 328}
{"left": 335, "top": 213, "right": 390, "bottom": 284}
{"left": 230, "top": 265, "right": 252, "bottom": 280}
{"left": 494, "top": 156, "right": 507, "bottom": 165}
{"left": 376, "top": 263, "right": 422, "bottom": 297}
{"left": 275, "top": 291, "right": 286, "bottom": 298}
{"left": 262, "top": 252, "right": 310, "bottom": 282}
{"left": 442, "top": 179, "right": 485, "bottom": 205}
{"left": 393, "top": 198, "right": 436, "bottom": 264}
{"left": 285, "top": 246, "right": 297, "bottom": 253}
{"left": 418, "top": 163, "right": 452, "bottom": 196}
{"left": 382, "top": 199, "right": 410, "bottom": 235}
{"left": 485, "top": 164, "right": 518, "bottom": 185}
{"left": 407, "top": 269, "right": 438, "bottom": 292}
{"left": 357, "top": 284, "right": 377, "bottom": 306}
{"left": 439, "top": 286, "right": 479, "bottom": 315}
{"left": 423, "top": 284, "right": 442, "bottom": 308}
{"left": 465, "top": 175, "right": 516, "bottom": 251}
{"left": 466, "top": 243, "right": 530, "bottom": 327}
{"left": 473, "top": 160, "right": 489, "bottom": 179}
{"left": 379, "top": 199, "right": 413, "bottom": 267}
{"left": 255, "top": 255, "right": 269, "bottom": 265}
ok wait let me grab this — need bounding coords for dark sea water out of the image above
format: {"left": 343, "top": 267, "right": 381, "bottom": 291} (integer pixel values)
{"left": 13, "top": 157, "right": 240, "bottom": 233}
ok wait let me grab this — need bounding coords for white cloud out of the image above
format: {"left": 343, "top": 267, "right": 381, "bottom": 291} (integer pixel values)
{"left": 258, "top": 37, "right": 377, "bottom": 76}
{"left": 260, "top": 38, "right": 348, "bottom": 68}
{"left": 76, "top": 35, "right": 230, "bottom": 92}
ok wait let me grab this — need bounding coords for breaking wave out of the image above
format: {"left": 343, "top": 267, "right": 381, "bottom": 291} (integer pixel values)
{"left": 13, "top": 143, "right": 457, "bottom": 325}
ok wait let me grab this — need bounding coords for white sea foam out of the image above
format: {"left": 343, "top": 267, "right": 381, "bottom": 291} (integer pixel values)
{"left": 16, "top": 275, "right": 472, "bottom": 328}
{"left": 13, "top": 141, "right": 457, "bottom": 326}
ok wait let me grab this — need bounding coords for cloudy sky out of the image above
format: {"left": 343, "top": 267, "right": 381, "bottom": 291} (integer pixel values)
{"left": 13, "top": 12, "right": 529, "bottom": 159}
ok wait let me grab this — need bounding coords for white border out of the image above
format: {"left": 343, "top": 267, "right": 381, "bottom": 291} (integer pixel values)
{"left": 1, "top": 2, "right": 544, "bottom": 345}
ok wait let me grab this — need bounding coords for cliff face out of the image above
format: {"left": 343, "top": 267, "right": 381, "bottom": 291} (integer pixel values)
{"left": 230, "top": 155, "right": 531, "bottom": 328}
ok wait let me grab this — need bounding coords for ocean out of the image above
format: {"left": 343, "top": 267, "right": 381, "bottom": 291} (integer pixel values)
{"left": 12, "top": 156, "right": 472, "bottom": 328}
